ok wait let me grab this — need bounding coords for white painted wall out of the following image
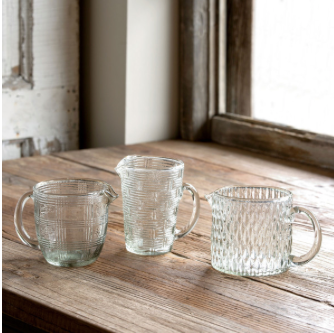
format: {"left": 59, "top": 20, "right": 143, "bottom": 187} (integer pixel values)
{"left": 81, "top": 0, "right": 179, "bottom": 148}
{"left": 125, "top": 0, "right": 179, "bottom": 145}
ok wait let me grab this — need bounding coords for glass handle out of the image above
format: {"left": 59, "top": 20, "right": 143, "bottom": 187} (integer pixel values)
{"left": 175, "top": 183, "right": 200, "bottom": 240}
{"left": 289, "top": 206, "right": 322, "bottom": 266}
{"left": 14, "top": 191, "right": 40, "bottom": 249}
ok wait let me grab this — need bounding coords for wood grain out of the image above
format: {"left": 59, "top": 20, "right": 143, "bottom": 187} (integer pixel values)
{"left": 55, "top": 143, "right": 334, "bottom": 234}
{"left": 211, "top": 114, "right": 334, "bottom": 170}
{"left": 142, "top": 140, "right": 334, "bottom": 193}
{"left": 54, "top": 143, "right": 334, "bottom": 305}
{"left": 179, "top": 0, "right": 218, "bottom": 141}
{"left": 3, "top": 141, "right": 334, "bottom": 332}
{"left": 226, "top": 0, "right": 252, "bottom": 116}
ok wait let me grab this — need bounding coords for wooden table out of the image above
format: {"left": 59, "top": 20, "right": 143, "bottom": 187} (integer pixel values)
{"left": 3, "top": 140, "right": 334, "bottom": 332}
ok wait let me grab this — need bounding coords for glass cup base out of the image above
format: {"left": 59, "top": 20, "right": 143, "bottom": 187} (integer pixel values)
{"left": 125, "top": 244, "right": 173, "bottom": 256}
{"left": 42, "top": 249, "right": 102, "bottom": 267}
{"left": 45, "top": 257, "right": 99, "bottom": 267}
{"left": 212, "top": 263, "right": 289, "bottom": 277}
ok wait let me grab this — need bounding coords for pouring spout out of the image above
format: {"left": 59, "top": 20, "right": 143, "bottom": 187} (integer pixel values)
{"left": 105, "top": 185, "right": 119, "bottom": 204}
{"left": 115, "top": 166, "right": 122, "bottom": 178}
{"left": 115, "top": 158, "right": 127, "bottom": 178}
{"left": 205, "top": 192, "right": 214, "bottom": 208}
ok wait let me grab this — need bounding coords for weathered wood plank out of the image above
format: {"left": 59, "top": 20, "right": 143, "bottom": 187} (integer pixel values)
{"left": 54, "top": 144, "right": 334, "bottom": 235}
{"left": 3, "top": 184, "right": 334, "bottom": 312}
{"left": 3, "top": 143, "right": 334, "bottom": 332}
{"left": 4, "top": 243, "right": 235, "bottom": 333}
{"left": 3, "top": 237, "right": 334, "bottom": 333}
{"left": 179, "top": 0, "right": 218, "bottom": 140}
{"left": 226, "top": 0, "right": 252, "bottom": 116}
{"left": 3, "top": 154, "right": 334, "bottom": 309}
{"left": 212, "top": 114, "right": 334, "bottom": 170}
{"left": 4, "top": 183, "right": 333, "bottom": 311}
{"left": 143, "top": 140, "right": 334, "bottom": 197}
{"left": 6, "top": 148, "right": 334, "bottom": 239}
{"left": 56, "top": 143, "right": 334, "bottom": 199}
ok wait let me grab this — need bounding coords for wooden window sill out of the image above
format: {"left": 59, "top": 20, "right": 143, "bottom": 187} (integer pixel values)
{"left": 3, "top": 140, "right": 334, "bottom": 332}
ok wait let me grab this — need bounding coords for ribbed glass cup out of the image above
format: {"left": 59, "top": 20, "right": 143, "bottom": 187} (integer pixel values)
{"left": 206, "top": 186, "right": 322, "bottom": 277}
{"left": 14, "top": 179, "right": 118, "bottom": 267}
{"left": 116, "top": 156, "right": 200, "bottom": 256}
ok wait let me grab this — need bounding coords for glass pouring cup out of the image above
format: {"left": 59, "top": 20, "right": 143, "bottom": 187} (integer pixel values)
{"left": 206, "top": 186, "right": 322, "bottom": 276}
{"left": 14, "top": 179, "right": 118, "bottom": 267}
{"left": 116, "top": 156, "right": 200, "bottom": 255}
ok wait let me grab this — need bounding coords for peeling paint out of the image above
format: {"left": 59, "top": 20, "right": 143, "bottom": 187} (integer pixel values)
{"left": 2, "top": 137, "right": 34, "bottom": 159}
{"left": 11, "top": 65, "right": 20, "bottom": 75}
{"left": 2, "top": 0, "right": 79, "bottom": 161}
{"left": 46, "top": 137, "right": 62, "bottom": 152}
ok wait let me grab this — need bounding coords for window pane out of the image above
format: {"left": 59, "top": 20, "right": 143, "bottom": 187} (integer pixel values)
{"left": 252, "top": 0, "right": 334, "bottom": 136}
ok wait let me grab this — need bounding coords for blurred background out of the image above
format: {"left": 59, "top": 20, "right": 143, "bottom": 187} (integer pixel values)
{"left": 2, "top": 0, "right": 333, "bottom": 160}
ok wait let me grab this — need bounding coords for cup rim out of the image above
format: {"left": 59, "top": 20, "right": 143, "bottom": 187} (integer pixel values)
{"left": 118, "top": 155, "right": 184, "bottom": 171}
{"left": 212, "top": 185, "right": 293, "bottom": 203}
{"left": 33, "top": 178, "right": 112, "bottom": 197}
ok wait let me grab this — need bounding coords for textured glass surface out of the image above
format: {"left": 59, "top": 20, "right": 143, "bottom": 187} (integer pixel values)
{"left": 33, "top": 180, "right": 112, "bottom": 267}
{"left": 116, "top": 156, "right": 184, "bottom": 255}
{"left": 209, "top": 186, "right": 293, "bottom": 276}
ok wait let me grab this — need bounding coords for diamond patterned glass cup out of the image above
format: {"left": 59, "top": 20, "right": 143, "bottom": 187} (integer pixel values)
{"left": 116, "top": 156, "right": 200, "bottom": 255}
{"left": 206, "top": 186, "right": 322, "bottom": 276}
{"left": 14, "top": 179, "right": 118, "bottom": 267}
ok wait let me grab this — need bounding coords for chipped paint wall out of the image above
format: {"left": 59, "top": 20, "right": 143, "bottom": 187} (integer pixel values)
{"left": 2, "top": 0, "right": 79, "bottom": 160}
{"left": 2, "top": 0, "right": 20, "bottom": 78}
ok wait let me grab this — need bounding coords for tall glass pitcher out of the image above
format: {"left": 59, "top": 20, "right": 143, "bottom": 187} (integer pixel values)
{"left": 116, "top": 156, "right": 200, "bottom": 255}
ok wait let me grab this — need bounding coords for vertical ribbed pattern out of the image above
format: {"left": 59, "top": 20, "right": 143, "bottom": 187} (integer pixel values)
{"left": 211, "top": 187, "right": 292, "bottom": 276}
{"left": 34, "top": 180, "right": 110, "bottom": 267}
{"left": 119, "top": 156, "right": 184, "bottom": 255}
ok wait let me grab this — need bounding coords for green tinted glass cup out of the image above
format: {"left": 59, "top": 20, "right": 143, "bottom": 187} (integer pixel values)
{"left": 14, "top": 179, "right": 118, "bottom": 267}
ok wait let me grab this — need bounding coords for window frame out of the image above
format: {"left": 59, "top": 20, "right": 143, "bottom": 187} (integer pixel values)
{"left": 179, "top": 0, "right": 334, "bottom": 170}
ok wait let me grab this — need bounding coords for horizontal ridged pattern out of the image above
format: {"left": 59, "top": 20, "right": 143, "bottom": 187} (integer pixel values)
{"left": 119, "top": 157, "right": 184, "bottom": 255}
